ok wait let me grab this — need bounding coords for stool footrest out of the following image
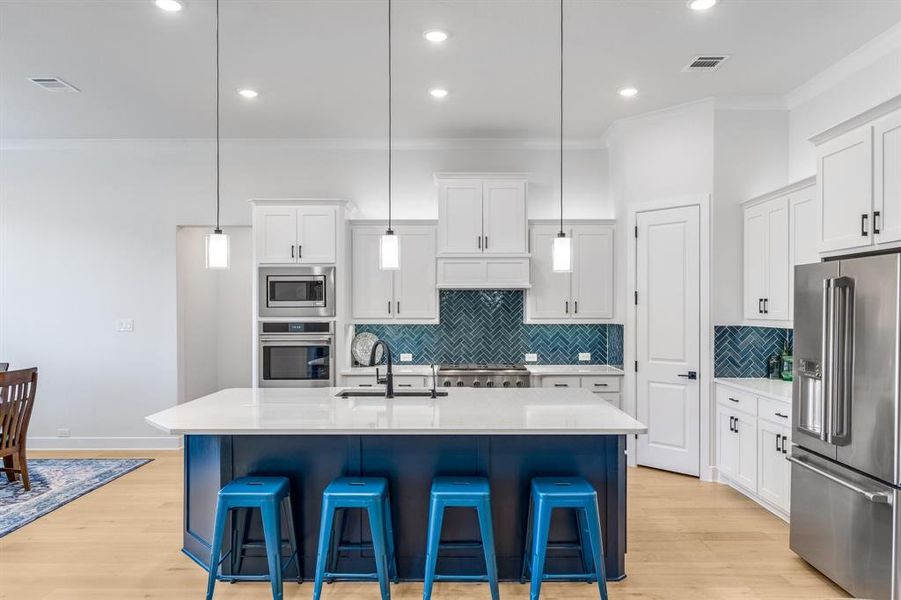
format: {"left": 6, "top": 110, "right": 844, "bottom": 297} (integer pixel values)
{"left": 437, "top": 541, "right": 484, "bottom": 550}
{"left": 335, "top": 542, "right": 375, "bottom": 552}
{"left": 322, "top": 571, "right": 379, "bottom": 581}
{"left": 546, "top": 542, "right": 584, "bottom": 550}
{"left": 540, "top": 573, "right": 597, "bottom": 582}
{"left": 434, "top": 574, "right": 490, "bottom": 582}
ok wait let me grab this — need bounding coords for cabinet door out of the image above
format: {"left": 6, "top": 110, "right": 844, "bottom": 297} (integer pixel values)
{"left": 438, "top": 179, "right": 483, "bottom": 254}
{"left": 482, "top": 180, "right": 527, "bottom": 254}
{"left": 734, "top": 413, "right": 758, "bottom": 492}
{"left": 765, "top": 197, "right": 790, "bottom": 320}
{"left": 757, "top": 421, "right": 789, "bottom": 510}
{"left": 394, "top": 228, "right": 437, "bottom": 320}
{"left": 716, "top": 406, "right": 738, "bottom": 480}
{"left": 874, "top": 112, "right": 901, "bottom": 245}
{"left": 296, "top": 206, "right": 337, "bottom": 263}
{"left": 744, "top": 203, "right": 768, "bottom": 320}
{"left": 789, "top": 187, "right": 817, "bottom": 319}
{"left": 817, "top": 126, "right": 874, "bottom": 253}
{"left": 572, "top": 225, "right": 614, "bottom": 319}
{"left": 255, "top": 207, "right": 298, "bottom": 264}
{"left": 527, "top": 226, "right": 571, "bottom": 320}
{"left": 351, "top": 228, "right": 393, "bottom": 320}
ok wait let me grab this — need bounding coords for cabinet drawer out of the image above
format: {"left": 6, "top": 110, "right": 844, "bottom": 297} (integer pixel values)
{"left": 758, "top": 396, "right": 792, "bottom": 427}
{"left": 541, "top": 376, "right": 581, "bottom": 388}
{"left": 580, "top": 376, "right": 621, "bottom": 392}
{"left": 343, "top": 374, "right": 428, "bottom": 388}
{"left": 394, "top": 375, "right": 428, "bottom": 389}
{"left": 593, "top": 392, "right": 621, "bottom": 409}
{"left": 716, "top": 384, "right": 757, "bottom": 415}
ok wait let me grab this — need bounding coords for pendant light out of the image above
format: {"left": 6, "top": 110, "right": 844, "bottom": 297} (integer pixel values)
{"left": 205, "top": 0, "right": 230, "bottom": 270}
{"left": 379, "top": 0, "right": 400, "bottom": 270}
{"left": 552, "top": 0, "right": 572, "bottom": 273}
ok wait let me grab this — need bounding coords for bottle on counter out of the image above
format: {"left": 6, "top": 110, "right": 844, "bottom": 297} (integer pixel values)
{"left": 780, "top": 343, "right": 793, "bottom": 382}
{"left": 768, "top": 354, "right": 782, "bottom": 379}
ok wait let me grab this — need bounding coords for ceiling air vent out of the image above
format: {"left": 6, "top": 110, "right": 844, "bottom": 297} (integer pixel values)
{"left": 682, "top": 55, "right": 729, "bottom": 72}
{"left": 28, "top": 77, "right": 80, "bottom": 92}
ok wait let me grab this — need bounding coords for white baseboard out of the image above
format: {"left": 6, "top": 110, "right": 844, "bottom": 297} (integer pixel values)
{"left": 28, "top": 436, "right": 183, "bottom": 450}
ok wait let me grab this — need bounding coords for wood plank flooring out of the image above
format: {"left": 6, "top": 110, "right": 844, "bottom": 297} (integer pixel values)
{"left": 0, "top": 450, "right": 848, "bottom": 599}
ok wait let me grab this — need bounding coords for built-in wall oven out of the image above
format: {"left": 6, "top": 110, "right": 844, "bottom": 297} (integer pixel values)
{"left": 259, "top": 266, "right": 335, "bottom": 318}
{"left": 258, "top": 322, "right": 334, "bottom": 388}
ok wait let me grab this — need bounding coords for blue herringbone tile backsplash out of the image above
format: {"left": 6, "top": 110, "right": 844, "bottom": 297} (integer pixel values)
{"left": 714, "top": 326, "right": 793, "bottom": 378}
{"left": 356, "top": 290, "right": 623, "bottom": 366}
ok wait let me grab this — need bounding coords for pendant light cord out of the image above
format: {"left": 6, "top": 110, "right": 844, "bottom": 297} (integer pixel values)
{"left": 558, "top": 0, "right": 564, "bottom": 237}
{"left": 215, "top": 0, "right": 221, "bottom": 234}
{"left": 387, "top": 0, "right": 393, "bottom": 234}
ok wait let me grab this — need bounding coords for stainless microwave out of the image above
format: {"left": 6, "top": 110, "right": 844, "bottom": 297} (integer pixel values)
{"left": 258, "top": 266, "right": 335, "bottom": 318}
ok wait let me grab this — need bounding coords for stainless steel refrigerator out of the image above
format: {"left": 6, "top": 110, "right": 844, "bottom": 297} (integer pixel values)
{"left": 791, "top": 253, "right": 900, "bottom": 599}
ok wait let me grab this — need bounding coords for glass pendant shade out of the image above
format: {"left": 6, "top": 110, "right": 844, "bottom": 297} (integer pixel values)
{"left": 205, "top": 230, "right": 230, "bottom": 270}
{"left": 379, "top": 231, "right": 400, "bottom": 270}
{"left": 552, "top": 234, "right": 572, "bottom": 272}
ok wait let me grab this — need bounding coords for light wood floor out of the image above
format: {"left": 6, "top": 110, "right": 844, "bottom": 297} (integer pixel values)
{"left": 0, "top": 450, "right": 848, "bottom": 600}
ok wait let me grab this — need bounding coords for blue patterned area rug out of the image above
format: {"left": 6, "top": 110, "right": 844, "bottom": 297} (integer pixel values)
{"left": 0, "top": 458, "right": 152, "bottom": 537}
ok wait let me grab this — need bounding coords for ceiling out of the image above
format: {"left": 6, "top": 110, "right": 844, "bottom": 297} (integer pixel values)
{"left": 1, "top": 0, "right": 899, "bottom": 140}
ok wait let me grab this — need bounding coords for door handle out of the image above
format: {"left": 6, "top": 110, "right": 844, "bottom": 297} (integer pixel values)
{"left": 677, "top": 371, "right": 697, "bottom": 380}
{"left": 861, "top": 213, "right": 869, "bottom": 236}
{"left": 787, "top": 456, "right": 892, "bottom": 503}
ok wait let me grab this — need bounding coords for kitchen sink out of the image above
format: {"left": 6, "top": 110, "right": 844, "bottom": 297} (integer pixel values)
{"left": 336, "top": 389, "right": 448, "bottom": 398}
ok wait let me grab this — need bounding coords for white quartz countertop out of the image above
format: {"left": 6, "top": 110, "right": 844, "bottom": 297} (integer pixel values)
{"left": 714, "top": 378, "right": 792, "bottom": 402}
{"left": 145, "top": 387, "right": 647, "bottom": 436}
{"left": 526, "top": 365, "right": 625, "bottom": 376}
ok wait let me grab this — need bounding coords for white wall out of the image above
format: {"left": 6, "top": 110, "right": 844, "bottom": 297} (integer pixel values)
{"left": 0, "top": 138, "right": 609, "bottom": 448}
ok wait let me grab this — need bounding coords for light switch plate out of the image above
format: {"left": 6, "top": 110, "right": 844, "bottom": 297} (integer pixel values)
{"left": 578, "top": 352, "right": 591, "bottom": 362}
{"left": 525, "top": 353, "right": 538, "bottom": 362}
{"left": 399, "top": 353, "right": 413, "bottom": 362}
{"left": 116, "top": 319, "right": 134, "bottom": 332}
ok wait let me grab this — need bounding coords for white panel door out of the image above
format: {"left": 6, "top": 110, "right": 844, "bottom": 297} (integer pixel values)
{"left": 527, "top": 226, "right": 571, "bottom": 320}
{"left": 255, "top": 207, "right": 298, "bottom": 264}
{"left": 636, "top": 205, "right": 701, "bottom": 476}
{"left": 394, "top": 228, "right": 437, "bottom": 320}
{"left": 482, "top": 180, "right": 527, "bottom": 254}
{"left": 817, "top": 126, "right": 874, "bottom": 253}
{"left": 743, "top": 203, "right": 768, "bottom": 320}
{"left": 764, "top": 197, "right": 790, "bottom": 320}
{"left": 874, "top": 112, "right": 901, "bottom": 245}
{"left": 438, "top": 180, "right": 483, "bottom": 254}
{"left": 789, "top": 188, "right": 817, "bottom": 318}
{"left": 757, "top": 421, "right": 789, "bottom": 510}
{"left": 572, "top": 225, "right": 614, "bottom": 319}
{"left": 296, "top": 206, "right": 337, "bottom": 263}
{"left": 351, "top": 228, "right": 393, "bottom": 320}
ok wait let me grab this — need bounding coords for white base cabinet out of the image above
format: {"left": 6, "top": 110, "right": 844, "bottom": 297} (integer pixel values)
{"left": 534, "top": 374, "right": 622, "bottom": 409}
{"left": 715, "top": 382, "right": 792, "bottom": 520}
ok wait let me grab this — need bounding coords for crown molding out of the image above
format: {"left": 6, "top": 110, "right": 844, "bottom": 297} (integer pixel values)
{"left": 741, "top": 176, "right": 816, "bottom": 207}
{"left": 786, "top": 22, "right": 901, "bottom": 110}
{"left": 714, "top": 95, "right": 788, "bottom": 111}
{"left": 600, "top": 97, "right": 716, "bottom": 147}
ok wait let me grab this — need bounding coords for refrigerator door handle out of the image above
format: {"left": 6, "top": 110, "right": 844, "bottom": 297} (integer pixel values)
{"left": 787, "top": 455, "right": 891, "bottom": 504}
{"left": 828, "top": 276, "right": 854, "bottom": 446}
{"left": 820, "top": 277, "right": 834, "bottom": 442}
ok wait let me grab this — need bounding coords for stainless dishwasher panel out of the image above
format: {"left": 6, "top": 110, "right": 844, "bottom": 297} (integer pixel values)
{"left": 789, "top": 447, "right": 895, "bottom": 600}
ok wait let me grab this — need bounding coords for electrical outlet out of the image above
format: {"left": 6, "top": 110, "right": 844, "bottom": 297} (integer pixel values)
{"left": 116, "top": 319, "right": 134, "bottom": 332}
{"left": 578, "top": 352, "right": 591, "bottom": 362}
{"left": 56, "top": 428, "right": 70, "bottom": 438}
{"left": 525, "top": 353, "right": 538, "bottom": 362}
{"left": 399, "top": 353, "right": 413, "bottom": 362}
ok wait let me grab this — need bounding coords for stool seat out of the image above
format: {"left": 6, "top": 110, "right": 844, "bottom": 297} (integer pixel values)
{"left": 531, "top": 477, "right": 597, "bottom": 498}
{"left": 220, "top": 476, "right": 290, "bottom": 498}
{"left": 325, "top": 477, "right": 388, "bottom": 497}
{"left": 431, "top": 476, "right": 490, "bottom": 498}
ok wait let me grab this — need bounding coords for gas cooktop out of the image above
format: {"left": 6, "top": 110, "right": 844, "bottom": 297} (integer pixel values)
{"left": 436, "top": 363, "right": 530, "bottom": 388}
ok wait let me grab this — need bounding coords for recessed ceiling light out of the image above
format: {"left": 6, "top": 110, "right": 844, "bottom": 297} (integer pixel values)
{"left": 428, "top": 88, "right": 449, "bottom": 99}
{"left": 687, "top": 0, "right": 717, "bottom": 10}
{"left": 618, "top": 87, "right": 639, "bottom": 98}
{"left": 155, "top": 0, "right": 184, "bottom": 12}
{"left": 423, "top": 30, "right": 449, "bottom": 43}
{"left": 237, "top": 89, "right": 259, "bottom": 99}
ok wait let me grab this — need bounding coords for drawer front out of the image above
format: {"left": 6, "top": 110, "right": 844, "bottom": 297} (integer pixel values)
{"left": 758, "top": 396, "right": 792, "bottom": 427}
{"left": 344, "top": 374, "right": 428, "bottom": 388}
{"left": 343, "top": 375, "right": 379, "bottom": 387}
{"left": 716, "top": 384, "right": 757, "bottom": 415}
{"left": 594, "top": 392, "right": 622, "bottom": 409}
{"left": 541, "top": 376, "right": 581, "bottom": 388}
{"left": 581, "top": 376, "right": 621, "bottom": 392}
{"left": 394, "top": 375, "right": 428, "bottom": 389}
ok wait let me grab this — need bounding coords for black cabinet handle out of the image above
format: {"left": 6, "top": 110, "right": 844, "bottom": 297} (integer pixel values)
{"left": 565, "top": 301, "right": 569, "bottom": 314}
{"left": 291, "top": 245, "right": 295, "bottom": 258}
{"left": 388, "top": 301, "right": 391, "bottom": 314}
{"left": 729, "top": 397, "right": 739, "bottom": 403}
{"left": 758, "top": 298, "right": 763, "bottom": 314}
{"left": 862, "top": 213, "right": 869, "bottom": 236}
{"left": 782, "top": 435, "right": 788, "bottom": 454}
{"left": 734, "top": 418, "right": 739, "bottom": 433}
{"left": 553, "top": 383, "right": 569, "bottom": 387}
{"left": 574, "top": 300, "right": 578, "bottom": 314}
{"left": 398, "top": 384, "right": 413, "bottom": 388}
{"left": 298, "top": 244, "right": 302, "bottom": 258}
{"left": 729, "top": 416, "right": 735, "bottom": 433}
{"left": 397, "top": 301, "right": 400, "bottom": 314}
{"left": 775, "top": 412, "right": 788, "bottom": 419}
{"left": 593, "top": 383, "right": 608, "bottom": 387}
{"left": 776, "top": 434, "right": 782, "bottom": 453}
{"left": 874, "top": 210, "right": 881, "bottom": 234}
{"left": 478, "top": 236, "right": 481, "bottom": 249}
{"left": 484, "top": 236, "right": 488, "bottom": 249}
{"left": 763, "top": 298, "right": 769, "bottom": 314}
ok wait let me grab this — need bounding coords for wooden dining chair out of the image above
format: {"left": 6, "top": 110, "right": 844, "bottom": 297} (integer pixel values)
{"left": 0, "top": 368, "right": 38, "bottom": 491}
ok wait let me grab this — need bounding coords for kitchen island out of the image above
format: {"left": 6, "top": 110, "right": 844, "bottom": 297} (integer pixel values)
{"left": 145, "top": 387, "right": 646, "bottom": 582}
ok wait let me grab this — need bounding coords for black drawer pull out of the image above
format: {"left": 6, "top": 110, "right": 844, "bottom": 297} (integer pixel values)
{"left": 729, "top": 397, "right": 739, "bottom": 403}
{"left": 593, "top": 383, "right": 609, "bottom": 387}
{"left": 775, "top": 412, "right": 788, "bottom": 419}
{"left": 398, "top": 384, "right": 413, "bottom": 388}
{"left": 553, "top": 383, "right": 569, "bottom": 387}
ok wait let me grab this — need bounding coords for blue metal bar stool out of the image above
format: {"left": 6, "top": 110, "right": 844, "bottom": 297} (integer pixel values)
{"left": 206, "top": 476, "right": 300, "bottom": 600}
{"left": 313, "top": 477, "right": 398, "bottom": 600}
{"left": 423, "top": 476, "right": 499, "bottom": 600}
{"left": 520, "top": 477, "right": 608, "bottom": 600}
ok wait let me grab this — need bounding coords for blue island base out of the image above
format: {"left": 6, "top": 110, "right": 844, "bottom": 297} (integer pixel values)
{"left": 183, "top": 434, "right": 628, "bottom": 582}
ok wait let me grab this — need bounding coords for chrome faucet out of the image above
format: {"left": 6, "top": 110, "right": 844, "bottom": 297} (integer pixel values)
{"left": 370, "top": 340, "right": 394, "bottom": 398}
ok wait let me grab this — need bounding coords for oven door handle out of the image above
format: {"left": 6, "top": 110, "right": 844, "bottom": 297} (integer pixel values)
{"left": 259, "top": 337, "right": 333, "bottom": 345}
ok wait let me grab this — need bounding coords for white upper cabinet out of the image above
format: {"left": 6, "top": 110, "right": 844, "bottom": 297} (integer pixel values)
{"left": 255, "top": 205, "right": 337, "bottom": 264}
{"left": 351, "top": 225, "right": 437, "bottom": 322}
{"left": 526, "top": 223, "right": 614, "bottom": 322}
{"left": 436, "top": 174, "right": 528, "bottom": 256}
{"left": 743, "top": 179, "right": 815, "bottom": 324}
{"left": 813, "top": 100, "right": 901, "bottom": 255}
{"left": 874, "top": 111, "right": 901, "bottom": 245}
